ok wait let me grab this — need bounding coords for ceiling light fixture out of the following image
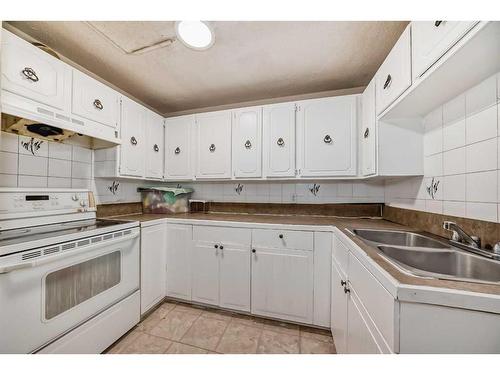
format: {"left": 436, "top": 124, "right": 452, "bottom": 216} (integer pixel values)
{"left": 175, "top": 21, "right": 214, "bottom": 51}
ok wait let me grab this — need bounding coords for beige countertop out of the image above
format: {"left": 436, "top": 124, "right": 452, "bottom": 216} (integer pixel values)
{"left": 107, "top": 211, "right": 500, "bottom": 297}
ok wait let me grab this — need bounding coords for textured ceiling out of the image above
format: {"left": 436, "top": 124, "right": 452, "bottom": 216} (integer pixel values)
{"left": 6, "top": 21, "right": 408, "bottom": 115}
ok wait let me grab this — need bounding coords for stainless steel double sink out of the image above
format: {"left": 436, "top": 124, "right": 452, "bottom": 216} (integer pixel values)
{"left": 350, "top": 229, "right": 500, "bottom": 284}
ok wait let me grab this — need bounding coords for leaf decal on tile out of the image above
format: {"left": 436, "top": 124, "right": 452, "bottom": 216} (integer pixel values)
{"left": 108, "top": 181, "right": 120, "bottom": 195}
{"left": 235, "top": 183, "right": 244, "bottom": 195}
{"left": 21, "top": 138, "right": 44, "bottom": 156}
{"left": 309, "top": 183, "right": 320, "bottom": 197}
{"left": 426, "top": 177, "right": 440, "bottom": 200}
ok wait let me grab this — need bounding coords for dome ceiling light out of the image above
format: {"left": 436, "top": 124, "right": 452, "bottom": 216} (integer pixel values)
{"left": 175, "top": 21, "right": 214, "bottom": 51}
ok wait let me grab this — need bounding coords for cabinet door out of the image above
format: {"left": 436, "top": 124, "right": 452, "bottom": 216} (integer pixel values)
{"left": 251, "top": 247, "right": 313, "bottom": 324}
{"left": 412, "top": 21, "right": 477, "bottom": 80}
{"left": 331, "top": 261, "right": 348, "bottom": 353}
{"left": 164, "top": 115, "right": 194, "bottom": 180}
{"left": 376, "top": 25, "right": 412, "bottom": 114}
{"left": 196, "top": 110, "right": 232, "bottom": 179}
{"left": 166, "top": 224, "right": 192, "bottom": 300}
{"left": 219, "top": 246, "right": 251, "bottom": 312}
{"left": 191, "top": 242, "right": 219, "bottom": 306}
{"left": 120, "top": 97, "right": 146, "bottom": 177}
{"left": 140, "top": 224, "right": 166, "bottom": 314}
{"left": 298, "top": 96, "right": 357, "bottom": 177}
{"left": 71, "top": 69, "right": 119, "bottom": 129}
{"left": 145, "top": 111, "right": 164, "bottom": 180}
{"left": 232, "top": 106, "right": 262, "bottom": 178}
{"left": 361, "top": 79, "right": 377, "bottom": 176}
{"left": 1, "top": 29, "right": 71, "bottom": 112}
{"left": 263, "top": 103, "right": 296, "bottom": 177}
{"left": 347, "top": 289, "right": 382, "bottom": 354}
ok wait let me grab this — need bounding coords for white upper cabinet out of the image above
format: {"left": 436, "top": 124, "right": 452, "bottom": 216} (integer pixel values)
{"left": 71, "top": 70, "right": 120, "bottom": 130}
{"left": 195, "top": 110, "right": 232, "bottom": 179}
{"left": 145, "top": 111, "right": 164, "bottom": 180}
{"left": 361, "top": 79, "right": 377, "bottom": 176}
{"left": 263, "top": 102, "right": 297, "bottom": 177}
{"left": 412, "top": 21, "right": 477, "bottom": 80}
{"left": 297, "top": 96, "right": 358, "bottom": 177}
{"left": 376, "top": 25, "right": 412, "bottom": 114}
{"left": 120, "top": 96, "right": 146, "bottom": 177}
{"left": 232, "top": 106, "right": 262, "bottom": 178}
{"left": 164, "top": 115, "right": 195, "bottom": 180}
{"left": 1, "top": 29, "right": 71, "bottom": 112}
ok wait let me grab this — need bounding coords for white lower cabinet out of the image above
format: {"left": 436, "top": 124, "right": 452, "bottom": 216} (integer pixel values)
{"left": 140, "top": 223, "right": 167, "bottom": 315}
{"left": 251, "top": 245, "right": 314, "bottom": 324}
{"left": 191, "top": 242, "right": 220, "bottom": 305}
{"left": 166, "top": 224, "right": 192, "bottom": 300}
{"left": 219, "top": 245, "right": 251, "bottom": 311}
{"left": 330, "top": 260, "right": 348, "bottom": 353}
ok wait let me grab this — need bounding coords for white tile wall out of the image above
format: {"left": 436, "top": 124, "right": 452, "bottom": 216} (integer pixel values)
{"left": 385, "top": 72, "right": 500, "bottom": 223}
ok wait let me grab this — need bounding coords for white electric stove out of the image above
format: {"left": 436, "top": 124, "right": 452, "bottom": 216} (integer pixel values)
{"left": 0, "top": 188, "right": 141, "bottom": 354}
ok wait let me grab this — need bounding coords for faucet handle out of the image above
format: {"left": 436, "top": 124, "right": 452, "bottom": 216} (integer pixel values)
{"left": 471, "top": 236, "right": 481, "bottom": 248}
{"left": 443, "top": 221, "right": 455, "bottom": 230}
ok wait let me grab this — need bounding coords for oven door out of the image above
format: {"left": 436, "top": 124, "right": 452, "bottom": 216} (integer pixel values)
{"left": 0, "top": 227, "right": 140, "bottom": 354}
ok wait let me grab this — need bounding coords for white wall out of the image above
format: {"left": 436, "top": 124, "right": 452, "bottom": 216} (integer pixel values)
{"left": 385, "top": 72, "right": 500, "bottom": 223}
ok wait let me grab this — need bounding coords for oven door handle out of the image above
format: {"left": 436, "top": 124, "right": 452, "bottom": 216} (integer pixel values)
{"left": 0, "top": 232, "right": 139, "bottom": 274}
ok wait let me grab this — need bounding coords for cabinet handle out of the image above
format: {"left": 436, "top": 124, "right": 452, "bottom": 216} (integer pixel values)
{"left": 323, "top": 134, "right": 332, "bottom": 144}
{"left": 383, "top": 74, "right": 392, "bottom": 90}
{"left": 220, "top": 245, "right": 224, "bottom": 250}
{"left": 252, "top": 249, "right": 256, "bottom": 253}
{"left": 93, "top": 99, "right": 103, "bottom": 110}
{"left": 174, "top": 147, "right": 181, "bottom": 154}
{"left": 364, "top": 128, "right": 370, "bottom": 138}
{"left": 340, "top": 280, "right": 346, "bottom": 286}
{"left": 209, "top": 144, "right": 216, "bottom": 152}
{"left": 153, "top": 144, "right": 159, "bottom": 152}
{"left": 277, "top": 137, "right": 285, "bottom": 147}
{"left": 278, "top": 234, "right": 284, "bottom": 239}
{"left": 21, "top": 67, "right": 39, "bottom": 82}
{"left": 344, "top": 286, "right": 350, "bottom": 294}
{"left": 434, "top": 21, "right": 443, "bottom": 27}
{"left": 214, "top": 244, "right": 219, "bottom": 249}
{"left": 244, "top": 140, "right": 252, "bottom": 149}
{"left": 130, "top": 136, "right": 138, "bottom": 145}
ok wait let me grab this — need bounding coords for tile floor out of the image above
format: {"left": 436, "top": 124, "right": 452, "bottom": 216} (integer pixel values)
{"left": 106, "top": 300, "right": 336, "bottom": 354}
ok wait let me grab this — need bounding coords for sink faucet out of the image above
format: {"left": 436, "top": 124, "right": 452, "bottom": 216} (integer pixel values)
{"left": 443, "top": 221, "right": 481, "bottom": 248}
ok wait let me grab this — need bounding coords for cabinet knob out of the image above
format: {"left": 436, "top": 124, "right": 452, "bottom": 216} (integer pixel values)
{"left": 220, "top": 245, "right": 224, "bottom": 250}
{"left": 21, "top": 67, "right": 39, "bottom": 82}
{"left": 323, "top": 134, "right": 332, "bottom": 144}
{"left": 174, "top": 147, "right": 181, "bottom": 154}
{"left": 209, "top": 143, "right": 216, "bottom": 152}
{"left": 344, "top": 286, "right": 350, "bottom": 294}
{"left": 340, "top": 280, "right": 346, "bottom": 287}
{"left": 383, "top": 74, "right": 392, "bottom": 90}
{"left": 153, "top": 144, "right": 159, "bottom": 152}
{"left": 277, "top": 137, "right": 285, "bottom": 147}
{"left": 252, "top": 249, "right": 256, "bottom": 253}
{"left": 93, "top": 99, "right": 103, "bottom": 110}
{"left": 364, "top": 128, "right": 370, "bottom": 138}
{"left": 214, "top": 244, "right": 219, "bottom": 249}
{"left": 130, "top": 136, "right": 138, "bottom": 145}
{"left": 278, "top": 234, "right": 284, "bottom": 239}
{"left": 244, "top": 140, "right": 252, "bottom": 149}
{"left": 434, "top": 21, "right": 443, "bottom": 27}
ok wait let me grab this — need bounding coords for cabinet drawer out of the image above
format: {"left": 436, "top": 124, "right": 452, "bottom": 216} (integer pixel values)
{"left": 376, "top": 25, "right": 412, "bottom": 114}
{"left": 72, "top": 70, "right": 119, "bottom": 128}
{"left": 412, "top": 21, "right": 477, "bottom": 80}
{"left": 252, "top": 229, "right": 313, "bottom": 251}
{"left": 193, "top": 225, "right": 251, "bottom": 247}
{"left": 348, "top": 252, "right": 395, "bottom": 350}
{"left": 333, "top": 236, "right": 349, "bottom": 275}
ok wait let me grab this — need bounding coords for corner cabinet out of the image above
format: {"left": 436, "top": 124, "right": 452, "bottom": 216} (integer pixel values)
{"left": 145, "top": 111, "right": 164, "bottom": 180}
{"left": 119, "top": 97, "right": 146, "bottom": 177}
{"left": 262, "top": 102, "right": 297, "bottom": 177}
{"left": 232, "top": 106, "right": 263, "bottom": 178}
{"left": 297, "top": 96, "right": 358, "bottom": 177}
{"left": 164, "top": 115, "right": 195, "bottom": 181}
{"left": 195, "top": 110, "right": 232, "bottom": 179}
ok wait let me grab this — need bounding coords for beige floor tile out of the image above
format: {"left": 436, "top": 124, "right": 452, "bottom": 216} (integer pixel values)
{"left": 300, "top": 337, "right": 336, "bottom": 354}
{"left": 155, "top": 302, "right": 177, "bottom": 318}
{"left": 201, "top": 310, "right": 233, "bottom": 322}
{"left": 136, "top": 310, "right": 164, "bottom": 332}
{"left": 105, "top": 330, "right": 141, "bottom": 354}
{"left": 231, "top": 314, "right": 265, "bottom": 329}
{"left": 166, "top": 342, "right": 209, "bottom": 354}
{"left": 120, "top": 333, "right": 172, "bottom": 354}
{"left": 216, "top": 322, "right": 262, "bottom": 354}
{"left": 259, "top": 319, "right": 300, "bottom": 336}
{"left": 300, "top": 327, "right": 333, "bottom": 343}
{"left": 257, "top": 330, "right": 300, "bottom": 354}
{"left": 181, "top": 316, "right": 229, "bottom": 351}
{"left": 173, "top": 303, "right": 205, "bottom": 316}
{"left": 149, "top": 310, "right": 199, "bottom": 341}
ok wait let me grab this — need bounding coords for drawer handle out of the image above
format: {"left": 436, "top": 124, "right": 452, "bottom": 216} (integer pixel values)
{"left": 153, "top": 144, "right": 159, "bottom": 152}
{"left": 244, "top": 140, "right": 252, "bottom": 149}
{"left": 130, "top": 136, "right": 138, "bottom": 146}
{"left": 340, "top": 280, "right": 347, "bottom": 287}
{"left": 364, "top": 127, "right": 370, "bottom": 138}
{"left": 434, "top": 21, "right": 443, "bottom": 27}
{"left": 93, "top": 99, "right": 104, "bottom": 110}
{"left": 344, "top": 286, "right": 350, "bottom": 294}
{"left": 174, "top": 147, "right": 181, "bottom": 154}
{"left": 209, "top": 144, "right": 216, "bottom": 152}
{"left": 21, "top": 67, "right": 39, "bottom": 82}
{"left": 277, "top": 137, "right": 285, "bottom": 147}
{"left": 383, "top": 74, "right": 392, "bottom": 90}
{"left": 323, "top": 134, "right": 332, "bottom": 144}
{"left": 278, "top": 234, "right": 284, "bottom": 239}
